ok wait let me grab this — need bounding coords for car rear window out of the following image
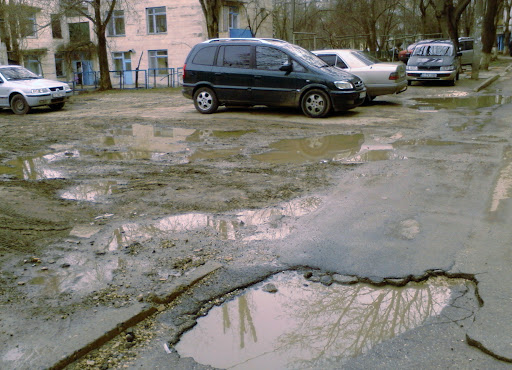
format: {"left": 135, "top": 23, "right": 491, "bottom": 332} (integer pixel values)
{"left": 192, "top": 46, "right": 217, "bottom": 66}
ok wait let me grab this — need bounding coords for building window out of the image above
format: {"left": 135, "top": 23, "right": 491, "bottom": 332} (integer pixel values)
{"left": 148, "top": 50, "right": 168, "bottom": 74}
{"left": 69, "top": 22, "right": 90, "bottom": 42}
{"left": 222, "top": 6, "right": 239, "bottom": 32}
{"left": 51, "top": 14, "right": 62, "bottom": 39}
{"left": 107, "top": 10, "right": 125, "bottom": 36}
{"left": 112, "top": 52, "right": 131, "bottom": 75}
{"left": 24, "top": 55, "right": 41, "bottom": 75}
{"left": 21, "top": 11, "right": 37, "bottom": 38}
{"left": 146, "top": 7, "right": 166, "bottom": 34}
{"left": 55, "top": 54, "right": 65, "bottom": 77}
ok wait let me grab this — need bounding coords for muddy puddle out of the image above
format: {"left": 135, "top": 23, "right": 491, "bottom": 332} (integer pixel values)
{"left": 176, "top": 271, "right": 475, "bottom": 369}
{"left": 106, "top": 197, "right": 322, "bottom": 250}
{"left": 412, "top": 95, "right": 511, "bottom": 112}
{"left": 253, "top": 134, "right": 401, "bottom": 164}
{"left": 0, "top": 150, "right": 78, "bottom": 180}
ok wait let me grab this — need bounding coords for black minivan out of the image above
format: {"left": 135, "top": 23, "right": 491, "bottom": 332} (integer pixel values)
{"left": 182, "top": 38, "right": 366, "bottom": 118}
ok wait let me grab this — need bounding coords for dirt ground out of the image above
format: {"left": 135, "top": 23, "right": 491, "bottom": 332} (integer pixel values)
{"left": 0, "top": 66, "right": 509, "bottom": 368}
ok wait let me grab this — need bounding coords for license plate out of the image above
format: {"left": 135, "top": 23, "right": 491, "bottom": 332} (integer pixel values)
{"left": 359, "top": 91, "right": 366, "bottom": 99}
{"left": 420, "top": 73, "right": 436, "bottom": 78}
{"left": 52, "top": 91, "right": 65, "bottom": 98}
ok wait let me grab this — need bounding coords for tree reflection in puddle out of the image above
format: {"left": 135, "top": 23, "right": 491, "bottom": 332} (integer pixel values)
{"left": 176, "top": 271, "right": 473, "bottom": 369}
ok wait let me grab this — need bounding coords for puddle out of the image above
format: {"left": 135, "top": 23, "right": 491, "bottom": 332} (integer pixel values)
{"left": 490, "top": 149, "right": 512, "bottom": 212}
{"left": 186, "top": 129, "right": 257, "bottom": 142}
{"left": 60, "top": 180, "right": 122, "bottom": 202}
{"left": 176, "top": 271, "right": 472, "bottom": 369}
{"left": 0, "top": 150, "right": 78, "bottom": 180}
{"left": 24, "top": 252, "right": 120, "bottom": 296}
{"left": 412, "top": 95, "right": 511, "bottom": 111}
{"left": 106, "top": 197, "right": 322, "bottom": 250}
{"left": 253, "top": 134, "right": 364, "bottom": 164}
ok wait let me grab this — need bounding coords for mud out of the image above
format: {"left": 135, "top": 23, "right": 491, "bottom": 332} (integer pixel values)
{"left": 1, "top": 68, "right": 511, "bottom": 369}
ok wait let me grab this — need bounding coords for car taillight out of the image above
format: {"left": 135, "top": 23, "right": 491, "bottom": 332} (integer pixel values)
{"left": 389, "top": 72, "right": 399, "bottom": 80}
{"left": 183, "top": 64, "right": 186, "bottom": 79}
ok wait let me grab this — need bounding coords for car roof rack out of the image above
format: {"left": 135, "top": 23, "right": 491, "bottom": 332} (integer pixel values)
{"left": 204, "top": 38, "right": 287, "bottom": 44}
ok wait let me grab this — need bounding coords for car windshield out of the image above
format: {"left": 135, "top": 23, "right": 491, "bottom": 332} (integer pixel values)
{"left": 0, "top": 67, "right": 41, "bottom": 81}
{"left": 281, "top": 43, "right": 328, "bottom": 68}
{"left": 343, "top": 51, "right": 380, "bottom": 67}
{"left": 413, "top": 44, "right": 453, "bottom": 56}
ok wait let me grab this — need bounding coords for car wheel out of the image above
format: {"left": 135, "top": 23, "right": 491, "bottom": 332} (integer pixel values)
{"left": 49, "top": 102, "right": 65, "bottom": 111}
{"left": 10, "top": 94, "right": 30, "bottom": 115}
{"left": 407, "top": 80, "right": 412, "bottom": 86}
{"left": 301, "top": 89, "right": 331, "bottom": 118}
{"left": 448, "top": 78, "right": 456, "bottom": 86}
{"left": 193, "top": 87, "right": 218, "bottom": 114}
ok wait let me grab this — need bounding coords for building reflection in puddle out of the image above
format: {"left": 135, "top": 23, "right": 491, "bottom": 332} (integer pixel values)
{"left": 176, "top": 271, "right": 472, "bottom": 369}
{"left": 106, "top": 197, "right": 322, "bottom": 250}
{"left": 0, "top": 150, "right": 78, "bottom": 180}
{"left": 60, "top": 180, "right": 121, "bottom": 202}
{"left": 27, "top": 252, "right": 119, "bottom": 296}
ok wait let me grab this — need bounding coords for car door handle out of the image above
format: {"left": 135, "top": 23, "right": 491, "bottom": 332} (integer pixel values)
{"left": 215, "top": 72, "right": 223, "bottom": 76}
{"left": 254, "top": 75, "right": 262, "bottom": 79}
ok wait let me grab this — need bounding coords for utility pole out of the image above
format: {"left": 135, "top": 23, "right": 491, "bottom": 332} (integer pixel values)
{"left": 291, "top": 0, "right": 296, "bottom": 44}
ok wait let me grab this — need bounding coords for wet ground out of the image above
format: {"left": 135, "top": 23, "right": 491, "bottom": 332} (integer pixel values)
{"left": 2, "top": 60, "right": 512, "bottom": 369}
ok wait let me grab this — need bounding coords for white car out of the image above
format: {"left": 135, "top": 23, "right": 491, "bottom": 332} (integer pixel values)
{"left": 313, "top": 49, "right": 407, "bottom": 102}
{"left": 0, "top": 65, "right": 73, "bottom": 114}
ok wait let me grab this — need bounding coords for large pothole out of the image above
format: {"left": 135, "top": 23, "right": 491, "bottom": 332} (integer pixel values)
{"left": 175, "top": 271, "right": 477, "bottom": 369}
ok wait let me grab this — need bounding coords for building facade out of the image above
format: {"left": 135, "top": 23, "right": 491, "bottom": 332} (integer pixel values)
{"left": 1, "top": 0, "right": 273, "bottom": 87}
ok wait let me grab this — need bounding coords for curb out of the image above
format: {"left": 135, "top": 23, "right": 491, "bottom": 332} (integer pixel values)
{"left": 473, "top": 62, "right": 512, "bottom": 92}
{"left": 48, "top": 261, "right": 223, "bottom": 369}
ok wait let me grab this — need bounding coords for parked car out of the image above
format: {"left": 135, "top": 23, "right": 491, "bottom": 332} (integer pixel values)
{"left": 0, "top": 65, "right": 73, "bottom": 115}
{"left": 458, "top": 37, "right": 474, "bottom": 65}
{"left": 406, "top": 40, "right": 462, "bottom": 85}
{"left": 182, "top": 38, "right": 366, "bottom": 118}
{"left": 312, "top": 49, "right": 407, "bottom": 102}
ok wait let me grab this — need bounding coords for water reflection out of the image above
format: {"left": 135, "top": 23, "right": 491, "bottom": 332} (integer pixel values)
{"left": 27, "top": 253, "right": 118, "bottom": 296}
{"left": 106, "top": 197, "right": 322, "bottom": 250}
{"left": 60, "top": 181, "right": 120, "bottom": 202}
{"left": 490, "top": 150, "right": 512, "bottom": 212}
{"left": 176, "top": 272, "right": 469, "bottom": 369}
{"left": 413, "top": 95, "right": 511, "bottom": 111}
{"left": 0, "top": 150, "right": 78, "bottom": 180}
{"left": 253, "top": 134, "right": 364, "bottom": 164}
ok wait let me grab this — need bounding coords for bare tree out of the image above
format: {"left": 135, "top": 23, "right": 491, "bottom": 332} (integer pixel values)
{"left": 241, "top": 0, "right": 271, "bottom": 37}
{"left": 428, "top": 0, "right": 472, "bottom": 50}
{"left": 198, "top": 0, "right": 221, "bottom": 39}
{"left": 503, "top": 0, "right": 512, "bottom": 55}
{"left": 61, "top": 0, "right": 118, "bottom": 90}
{"left": 480, "top": 0, "right": 502, "bottom": 69}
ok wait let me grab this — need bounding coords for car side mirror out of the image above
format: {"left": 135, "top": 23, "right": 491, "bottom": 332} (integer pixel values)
{"left": 279, "top": 63, "right": 293, "bottom": 73}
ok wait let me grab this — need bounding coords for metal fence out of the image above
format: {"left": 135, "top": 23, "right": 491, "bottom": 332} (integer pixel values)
{"left": 72, "top": 67, "right": 182, "bottom": 92}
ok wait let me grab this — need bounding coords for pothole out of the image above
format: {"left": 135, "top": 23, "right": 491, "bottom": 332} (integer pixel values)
{"left": 175, "top": 271, "right": 476, "bottom": 369}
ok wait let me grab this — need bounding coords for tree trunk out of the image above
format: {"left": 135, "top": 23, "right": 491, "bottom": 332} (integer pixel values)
{"left": 96, "top": 28, "right": 112, "bottom": 90}
{"left": 199, "top": 0, "right": 220, "bottom": 39}
{"left": 480, "top": 0, "right": 499, "bottom": 70}
{"left": 471, "top": 0, "right": 484, "bottom": 79}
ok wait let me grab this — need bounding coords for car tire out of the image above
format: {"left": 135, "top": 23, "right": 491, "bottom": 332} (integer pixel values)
{"left": 448, "top": 78, "right": 456, "bottom": 86}
{"left": 10, "top": 94, "right": 30, "bottom": 115}
{"left": 301, "top": 89, "right": 331, "bottom": 118}
{"left": 49, "top": 102, "right": 65, "bottom": 111}
{"left": 193, "top": 87, "right": 218, "bottom": 114}
{"left": 407, "top": 80, "right": 412, "bottom": 86}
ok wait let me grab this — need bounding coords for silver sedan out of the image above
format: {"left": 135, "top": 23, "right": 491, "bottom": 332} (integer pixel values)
{"left": 0, "top": 65, "right": 73, "bottom": 114}
{"left": 313, "top": 49, "right": 407, "bottom": 102}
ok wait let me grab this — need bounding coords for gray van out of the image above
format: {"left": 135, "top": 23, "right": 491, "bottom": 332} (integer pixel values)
{"left": 182, "top": 38, "right": 366, "bottom": 118}
{"left": 406, "top": 40, "right": 461, "bottom": 85}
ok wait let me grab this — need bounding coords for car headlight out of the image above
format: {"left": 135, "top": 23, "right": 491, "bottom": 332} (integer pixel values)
{"left": 334, "top": 81, "right": 354, "bottom": 90}
{"left": 406, "top": 66, "right": 418, "bottom": 71}
{"left": 31, "top": 88, "right": 50, "bottom": 94}
{"left": 440, "top": 65, "right": 455, "bottom": 71}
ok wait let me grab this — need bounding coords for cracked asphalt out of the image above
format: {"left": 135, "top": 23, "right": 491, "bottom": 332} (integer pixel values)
{"left": 1, "top": 57, "right": 512, "bottom": 369}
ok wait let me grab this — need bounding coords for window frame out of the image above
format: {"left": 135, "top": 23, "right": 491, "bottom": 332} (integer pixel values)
{"left": 146, "top": 6, "right": 167, "bottom": 34}
{"left": 148, "top": 49, "right": 168, "bottom": 75}
{"left": 107, "top": 9, "right": 125, "bottom": 37}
